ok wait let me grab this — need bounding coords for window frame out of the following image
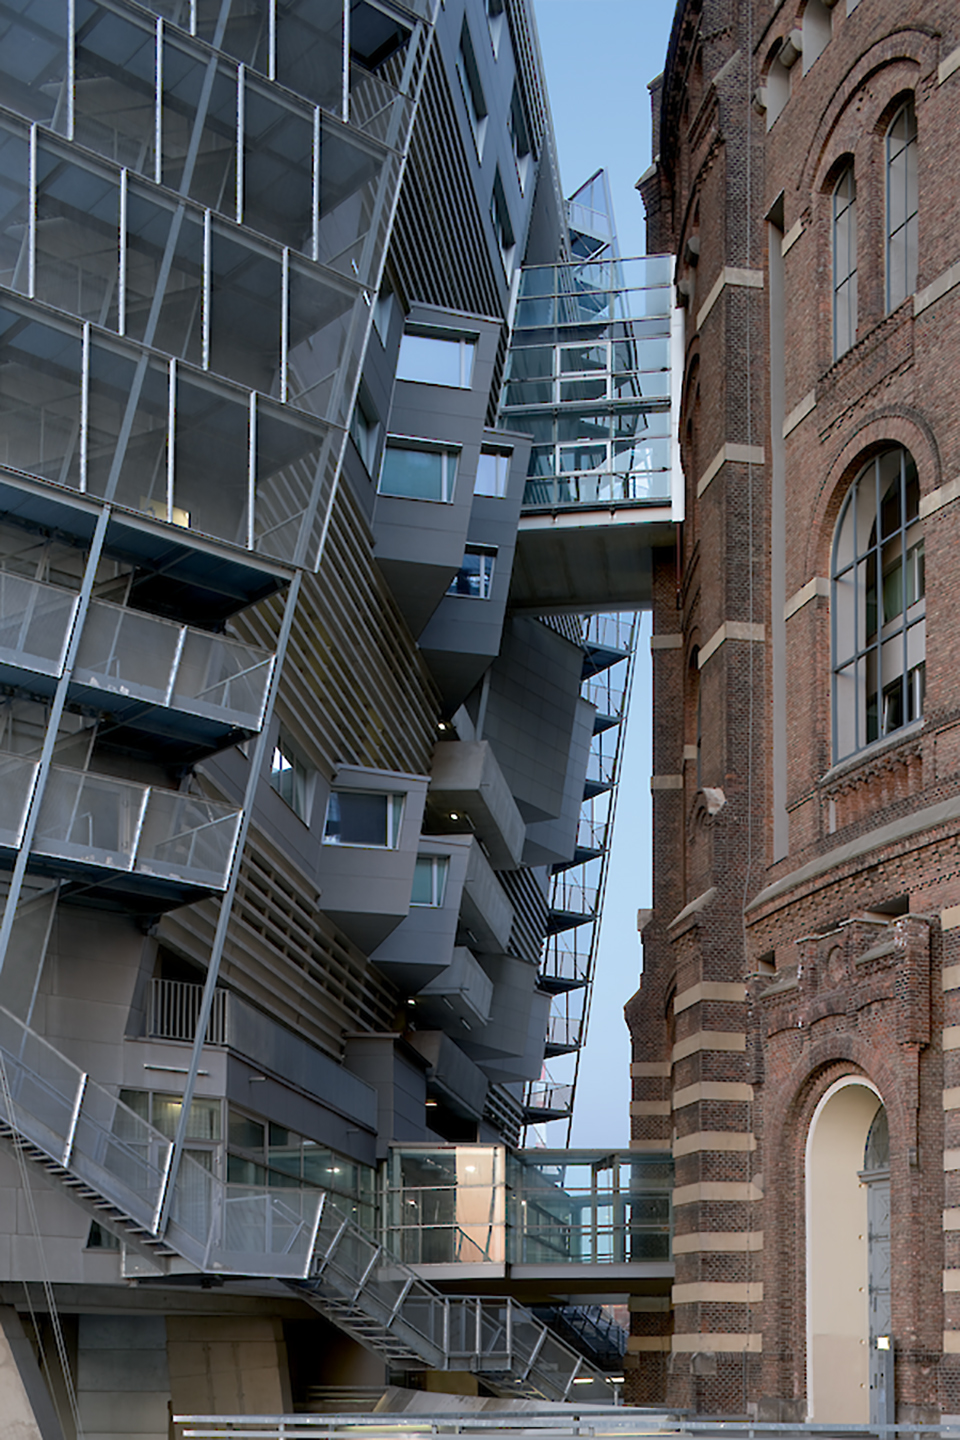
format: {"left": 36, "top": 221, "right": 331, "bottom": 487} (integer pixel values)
{"left": 448, "top": 545, "right": 497, "bottom": 600}
{"left": 411, "top": 854, "right": 450, "bottom": 907}
{"left": 269, "top": 729, "right": 313, "bottom": 821}
{"left": 885, "top": 98, "right": 918, "bottom": 313}
{"left": 832, "top": 162, "right": 858, "bottom": 360}
{"left": 378, "top": 439, "right": 460, "bottom": 503}
{"left": 831, "top": 447, "right": 926, "bottom": 763}
{"left": 323, "top": 789, "right": 405, "bottom": 849}
{"left": 474, "top": 448, "right": 512, "bottom": 498}
{"left": 396, "top": 328, "right": 477, "bottom": 389}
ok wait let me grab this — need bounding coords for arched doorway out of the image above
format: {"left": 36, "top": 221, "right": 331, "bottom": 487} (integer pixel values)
{"left": 805, "top": 1078, "right": 885, "bottom": 1421}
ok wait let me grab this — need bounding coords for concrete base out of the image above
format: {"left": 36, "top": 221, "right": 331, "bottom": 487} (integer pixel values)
{"left": 0, "top": 1306, "right": 65, "bottom": 1440}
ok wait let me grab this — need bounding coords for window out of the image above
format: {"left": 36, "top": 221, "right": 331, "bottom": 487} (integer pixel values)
{"left": 490, "top": 169, "right": 515, "bottom": 275}
{"left": 448, "top": 546, "right": 496, "bottom": 599}
{"left": 379, "top": 442, "right": 458, "bottom": 501}
{"left": 832, "top": 447, "right": 925, "bottom": 761}
{"left": 458, "top": 19, "right": 488, "bottom": 156}
{"left": 509, "top": 84, "right": 531, "bottom": 192}
{"left": 397, "top": 330, "right": 476, "bottom": 388}
{"left": 349, "top": 391, "right": 379, "bottom": 472}
{"left": 324, "top": 791, "right": 404, "bottom": 847}
{"left": 411, "top": 855, "right": 449, "bottom": 907}
{"left": 270, "top": 732, "right": 312, "bottom": 820}
{"left": 474, "top": 448, "right": 511, "bottom": 497}
{"left": 373, "top": 284, "right": 394, "bottom": 345}
{"left": 832, "top": 164, "right": 857, "bottom": 359}
{"left": 486, "top": 0, "right": 505, "bottom": 57}
{"left": 886, "top": 100, "right": 918, "bottom": 312}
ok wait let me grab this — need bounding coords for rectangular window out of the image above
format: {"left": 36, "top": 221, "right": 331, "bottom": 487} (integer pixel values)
{"left": 448, "top": 546, "right": 496, "bottom": 599}
{"left": 270, "top": 732, "right": 312, "bottom": 820}
{"left": 397, "top": 331, "right": 476, "bottom": 388}
{"left": 458, "top": 18, "right": 488, "bottom": 156}
{"left": 324, "top": 791, "right": 404, "bottom": 847}
{"left": 490, "top": 170, "right": 515, "bottom": 276}
{"left": 350, "top": 392, "right": 380, "bottom": 472}
{"left": 411, "top": 855, "right": 449, "bottom": 907}
{"left": 379, "top": 443, "right": 458, "bottom": 502}
{"left": 486, "top": 0, "right": 505, "bottom": 56}
{"left": 474, "top": 449, "right": 511, "bottom": 497}
{"left": 509, "top": 83, "right": 531, "bottom": 191}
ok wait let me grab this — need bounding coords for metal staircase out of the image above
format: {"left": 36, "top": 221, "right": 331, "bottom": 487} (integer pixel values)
{"left": 0, "top": 1002, "right": 617, "bottom": 1403}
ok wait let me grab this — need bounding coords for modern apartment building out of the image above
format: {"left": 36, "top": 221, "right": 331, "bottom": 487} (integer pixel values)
{"left": 629, "top": 0, "right": 960, "bottom": 1422}
{"left": 0, "top": 0, "right": 684, "bottom": 1430}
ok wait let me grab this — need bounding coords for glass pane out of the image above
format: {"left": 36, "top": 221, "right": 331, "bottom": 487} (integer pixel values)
{"left": 174, "top": 368, "right": 249, "bottom": 545}
{"left": 275, "top": 0, "right": 342, "bottom": 112}
{"left": 125, "top": 185, "right": 204, "bottom": 364}
{"left": 286, "top": 256, "right": 359, "bottom": 422}
{"left": 0, "top": 120, "right": 29, "bottom": 294}
{"left": 197, "top": 0, "right": 269, "bottom": 70}
{"left": 74, "top": 0, "right": 156, "bottom": 175}
{"left": 254, "top": 397, "right": 332, "bottom": 564}
{"left": 380, "top": 446, "right": 447, "bottom": 501}
{"left": 325, "top": 790, "right": 388, "bottom": 846}
{"left": 398, "top": 333, "right": 473, "bottom": 387}
{"left": 86, "top": 337, "right": 169, "bottom": 515}
{"left": 242, "top": 78, "right": 314, "bottom": 250}
{"left": 35, "top": 141, "right": 119, "bottom": 327}
{"left": 0, "top": 0, "right": 69, "bottom": 130}
{"left": 0, "top": 302, "right": 82, "bottom": 486}
{"left": 162, "top": 38, "right": 237, "bottom": 213}
{"left": 316, "top": 115, "right": 393, "bottom": 285}
{"left": 209, "top": 222, "right": 281, "bottom": 391}
{"left": 474, "top": 450, "right": 509, "bottom": 497}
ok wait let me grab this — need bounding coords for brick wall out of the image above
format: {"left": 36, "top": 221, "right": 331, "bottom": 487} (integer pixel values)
{"left": 627, "top": 0, "right": 960, "bottom": 1417}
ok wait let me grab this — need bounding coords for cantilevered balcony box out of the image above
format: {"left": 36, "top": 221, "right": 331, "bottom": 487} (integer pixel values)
{"left": 481, "top": 616, "right": 588, "bottom": 826}
{"left": 317, "top": 763, "right": 428, "bottom": 951}
{"left": 415, "top": 945, "right": 494, "bottom": 1030}
{"left": 372, "top": 306, "right": 502, "bottom": 636}
{"left": 418, "top": 429, "right": 530, "bottom": 709}
{"left": 523, "top": 696, "right": 596, "bottom": 867}
{"left": 370, "top": 834, "right": 513, "bottom": 993}
{"left": 426, "top": 740, "right": 525, "bottom": 870}
{"left": 406, "top": 1029, "right": 489, "bottom": 1122}
{"left": 459, "top": 952, "right": 550, "bottom": 1082}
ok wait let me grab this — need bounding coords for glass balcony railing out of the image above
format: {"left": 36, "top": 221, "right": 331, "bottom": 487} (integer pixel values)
{"left": 16, "top": 760, "right": 243, "bottom": 890}
{"left": 75, "top": 598, "right": 274, "bottom": 732}
{"left": 521, "top": 466, "right": 672, "bottom": 510}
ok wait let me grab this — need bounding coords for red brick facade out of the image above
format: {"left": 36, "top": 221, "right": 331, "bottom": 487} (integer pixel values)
{"left": 627, "top": 0, "right": 960, "bottom": 1418}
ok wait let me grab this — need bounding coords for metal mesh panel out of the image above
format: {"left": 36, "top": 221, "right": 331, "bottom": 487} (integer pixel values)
{"left": 217, "top": 1185, "right": 322, "bottom": 1276}
{"left": 174, "top": 632, "right": 273, "bottom": 728}
{"left": 135, "top": 791, "right": 241, "bottom": 889}
{"left": 0, "top": 574, "right": 77, "bottom": 676}
{"left": 76, "top": 599, "right": 180, "bottom": 704}
{"left": 33, "top": 767, "right": 146, "bottom": 869}
{"left": 0, "top": 755, "right": 38, "bottom": 848}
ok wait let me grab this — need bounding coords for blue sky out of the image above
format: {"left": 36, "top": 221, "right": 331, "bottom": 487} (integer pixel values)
{"left": 531, "top": 0, "right": 676, "bottom": 1147}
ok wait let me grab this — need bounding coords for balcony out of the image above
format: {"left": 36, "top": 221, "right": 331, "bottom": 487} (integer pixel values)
{"left": 73, "top": 598, "right": 275, "bottom": 755}
{"left": 1, "top": 761, "right": 245, "bottom": 904}
{"left": 426, "top": 742, "right": 525, "bottom": 870}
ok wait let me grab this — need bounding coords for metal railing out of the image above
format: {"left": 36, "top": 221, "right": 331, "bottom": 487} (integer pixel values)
{"left": 18, "top": 760, "right": 244, "bottom": 890}
{"left": 148, "top": 978, "right": 227, "bottom": 1045}
{"left": 75, "top": 598, "right": 275, "bottom": 731}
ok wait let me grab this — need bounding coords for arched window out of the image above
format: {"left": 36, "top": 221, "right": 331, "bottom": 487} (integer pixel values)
{"left": 832, "top": 448, "right": 925, "bottom": 761}
{"left": 833, "top": 164, "right": 857, "bottom": 359}
{"left": 886, "top": 99, "right": 918, "bottom": 311}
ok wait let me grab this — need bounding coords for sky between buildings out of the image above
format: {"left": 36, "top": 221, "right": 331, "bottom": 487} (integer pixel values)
{"left": 531, "top": 0, "right": 676, "bottom": 1146}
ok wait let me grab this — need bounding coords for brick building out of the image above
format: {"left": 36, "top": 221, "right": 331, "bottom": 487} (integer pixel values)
{"left": 628, "top": 0, "right": 960, "bottom": 1421}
